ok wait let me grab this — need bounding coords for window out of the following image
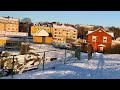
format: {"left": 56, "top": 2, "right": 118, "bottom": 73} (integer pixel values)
{"left": 54, "top": 35, "right": 57, "bottom": 37}
{"left": 92, "top": 36, "right": 96, "bottom": 42}
{"left": 73, "top": 36, "right": 76, "bottom": 38}
{"left": 8, "top": 28, "right": 10, "bottom": 30}
{"left": 12, "top": 28, "right": 14, "bottom": 30}
{"left": 73, "top": 33, "right": 77, "bottom": 35}
{"left": 55, "top": 32, "right": 57, "bottom": 34}
{"left": 103, "top": 36, "right": 107, "bottom": 43}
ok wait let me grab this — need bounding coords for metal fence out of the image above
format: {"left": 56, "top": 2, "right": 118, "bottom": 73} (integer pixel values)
{"left": 0, "top": 46, "right": 82, "bottom": 78}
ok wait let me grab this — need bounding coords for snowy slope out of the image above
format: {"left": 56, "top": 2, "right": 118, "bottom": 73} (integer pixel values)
{"left": 1, "top": 52, "right": 120, "bottom": 79}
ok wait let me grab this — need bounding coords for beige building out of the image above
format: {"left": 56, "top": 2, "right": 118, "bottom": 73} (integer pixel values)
{"left": 0, "top": 16, "right": 19, "bottom": 32}
{"left": 52, "top": 24, "right": 78, "bottom": 43}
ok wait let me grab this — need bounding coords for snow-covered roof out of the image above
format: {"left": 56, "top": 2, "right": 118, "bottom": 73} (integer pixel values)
{"left": 33, "top": 29, "right": 49, "bottom": 36}
{"left": 0, "top": 31, "right": 28, "bottom": 37}
{"left": 87, "top": 28, "right": 114, "bottom": 37}
{"left": 0, "top": 17, "right": 19, "bottom": 21}
{"left": 53, "top": 24, "right": 77, "bottom": 30}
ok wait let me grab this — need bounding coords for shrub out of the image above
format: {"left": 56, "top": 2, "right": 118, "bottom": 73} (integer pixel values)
{"left": 20, "top": 44, "right": 30, "bottom": 55}
{"left": 104, "top": 44, "right": 120, "bottom": 54}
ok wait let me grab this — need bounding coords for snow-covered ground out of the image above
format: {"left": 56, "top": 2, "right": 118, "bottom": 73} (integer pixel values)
{"left": 29, "top": 44, "right": 72, "bottom": 60}
{"left": 1, "top": 51, "right": 120, "bottom": 79}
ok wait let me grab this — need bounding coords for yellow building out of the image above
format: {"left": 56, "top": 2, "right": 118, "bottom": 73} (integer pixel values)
{"left": 0, "top": 16, "right": 19, "bottom": 32}
{"left": 31, "top": 24, "right": 54, "bottom": 44}
{"left": 31, "top": 24, "right": 54, "bottom": 36}
{"left": 33, "top": 29, "right": 52, "bottom": 44}
{"left": 31, "top": 24, "right": 78, "bottom": 44}
{"left": 52, "top": 24, "right": 78, "bottom": 43}
{"left": 0, "top": 32, "right": 28, "bottom": 50}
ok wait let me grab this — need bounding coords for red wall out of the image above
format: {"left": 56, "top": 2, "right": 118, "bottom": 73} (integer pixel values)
{"left": 87, "top": 29, "right": 112, "bottom": 52}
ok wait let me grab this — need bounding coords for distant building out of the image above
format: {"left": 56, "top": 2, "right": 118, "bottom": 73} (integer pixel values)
{"left": 31, "top": 24, "right": 54, "bottom": 36}
{"left": 0, "top": 31, "right": 28, "bottom": 50}
{"left": 0, "top": 16, "right": 19, "bottom": 32}
{"left": 31, "top": 24, "right": 78, "bottom": 44}
{"left": 79, "top": 24, "right": 94, "bottom": 30}
{"left": 33, "top": 29, "right": 52, "bottom": 44}
{"left": 52, "top": 24, "right": 78, "bottom": 44}
{"left": 87, "top": 28, "right": 114, "bottom": 52}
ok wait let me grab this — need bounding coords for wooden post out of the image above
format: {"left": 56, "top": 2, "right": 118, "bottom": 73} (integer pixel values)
{"left": 43, "top": 52, "right": 45, "bottom": 70}
{"left": 88, "top": 43, "right": 92, "bottom": 60}
{"left": 64, "top": 49, "right": 66, "bottom": 64}
{"left": 0, "top": 55, "right": 1, "bottom": 69}
{"left": 11, "top": 55, "right": 16, "bottom": 78}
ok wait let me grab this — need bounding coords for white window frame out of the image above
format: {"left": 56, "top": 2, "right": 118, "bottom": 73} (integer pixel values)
{"left": 103, "top": 36, "right": 107, "bottom": 43}
{"left": 92, "top": 36, "right": 96, "bottom": 42}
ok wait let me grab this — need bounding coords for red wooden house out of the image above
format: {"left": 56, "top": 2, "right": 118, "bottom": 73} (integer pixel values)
{"left": 87, "top": 28, "right": 114, "bottom": 52}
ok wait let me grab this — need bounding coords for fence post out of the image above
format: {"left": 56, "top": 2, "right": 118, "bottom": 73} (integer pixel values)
{"left": 88, "top": 43, "right": 92, "bottom": 60}
{"left": 0, "top": 55, "right": 1, "bottom": 69}
{"left": 64, "top": 49, "right": 67, "bottom": 64}
{"left": 75, "top": 46, "right": 81, "bottom": 60}
{"left": 11, "top": 55, "right": 16, "bottom": 78}
{"left": 43, "top": 52, "right": 45, "bottom": 70}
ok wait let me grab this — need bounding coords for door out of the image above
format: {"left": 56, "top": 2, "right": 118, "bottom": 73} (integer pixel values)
{"left": 100, "top": 47, "right": 104, "bottom": 52}
{"left": 42, "top": 36, "right": 46, "bottom": 44}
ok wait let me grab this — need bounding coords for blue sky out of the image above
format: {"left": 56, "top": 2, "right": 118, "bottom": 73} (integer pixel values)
{"left": 0, "top": 11, "right": 120, "bottom": 27}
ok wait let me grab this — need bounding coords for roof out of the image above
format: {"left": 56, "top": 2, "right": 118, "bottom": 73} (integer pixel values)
{"left": 0, "top": 31, "right": 28, "bottom": 37}
{"left": 33, "top": 29, "right": 49, "bottom": 36}
{"left": 87, "top": 28, "right": 114, "bottom": 37}
{"left": 0, "top": 17, "right": 19, "bottom": 21}
{"left": 53, "top": 24, "right": 77, "bottom": 30}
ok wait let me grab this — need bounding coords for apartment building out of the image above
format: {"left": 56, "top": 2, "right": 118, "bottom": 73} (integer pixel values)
{"left": 0, "top": 16, "right": 19, "bottom": 32}
{"left": 52, "top": 24, "right": 78, "bottom": 43}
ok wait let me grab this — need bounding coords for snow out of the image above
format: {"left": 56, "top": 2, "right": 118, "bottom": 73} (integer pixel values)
{"left": 1, "top": 51, "right": 120, "bottom": 79}
{"left": 1, "top": 44, "right": 120, "bottom": 79}
{"left": 29, "top": 44, "right": 71, "bottom": 60}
